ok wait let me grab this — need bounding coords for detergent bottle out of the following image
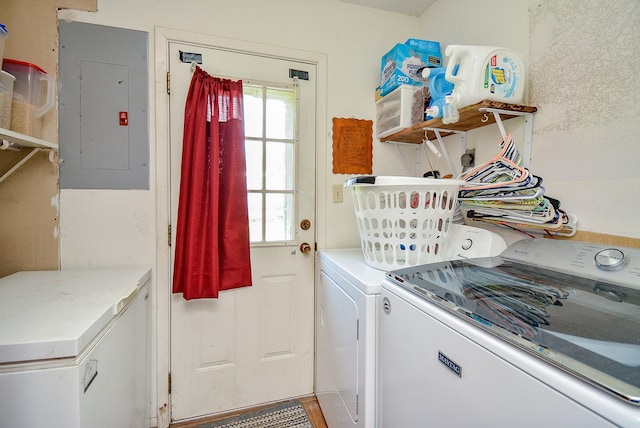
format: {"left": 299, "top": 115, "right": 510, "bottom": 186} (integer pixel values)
{"left": 420, "top": 67, "right": 454, "bottom": 100}
{"left": 442, "top": 45, "right": 525, "bottom": 124}
{"left": 420, "top": 66, "right": 458, "bottom": 119}
{"left": 425, "top": 97, "right": 447, "bottom": 120}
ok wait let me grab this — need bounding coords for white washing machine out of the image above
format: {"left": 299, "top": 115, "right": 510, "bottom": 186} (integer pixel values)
{"left": 380, "top": 239, "right": 640, "bottom": 427}
{"left": 315, "top": 224, "right": 506, "bottom": 428}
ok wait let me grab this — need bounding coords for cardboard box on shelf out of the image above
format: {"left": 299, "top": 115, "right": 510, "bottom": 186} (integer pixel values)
{"left": 379, "top": 38, "right": 442, "bottom": 97}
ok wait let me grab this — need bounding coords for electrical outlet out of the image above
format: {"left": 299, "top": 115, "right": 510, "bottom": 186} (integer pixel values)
{"left": 461, "top": 148, "right": 475, "bottom": 171}
{"left": 332, "top": 184, "right": 343, "bottom": 203}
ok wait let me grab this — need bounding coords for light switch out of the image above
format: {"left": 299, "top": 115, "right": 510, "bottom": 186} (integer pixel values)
{"left": 332, "top": 184, "right": 343, "bottom": 203}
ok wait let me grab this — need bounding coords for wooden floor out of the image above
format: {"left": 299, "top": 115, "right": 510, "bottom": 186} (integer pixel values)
{"left": 169, "top": 395, "right": 327, "bottom": 428}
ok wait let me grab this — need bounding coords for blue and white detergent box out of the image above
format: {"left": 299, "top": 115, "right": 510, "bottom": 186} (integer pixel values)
{"left": 380, "top": 38, "right": 442, "bottom": 97}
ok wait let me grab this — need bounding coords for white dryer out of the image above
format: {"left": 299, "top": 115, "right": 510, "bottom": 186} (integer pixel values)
{"left": 315, "top": 224, "right": 506, "bottom": 428}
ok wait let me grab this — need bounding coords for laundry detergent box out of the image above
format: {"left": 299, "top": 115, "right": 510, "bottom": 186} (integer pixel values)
{"left": 379, "top": 38, "right": 442, "bottom": 97}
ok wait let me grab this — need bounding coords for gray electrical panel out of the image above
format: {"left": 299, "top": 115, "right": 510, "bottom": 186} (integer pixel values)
{"left": 59, "top": 22, "right": 149, "bottom": 189}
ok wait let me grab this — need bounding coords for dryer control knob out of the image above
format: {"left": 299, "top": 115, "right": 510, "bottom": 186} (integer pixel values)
{"left": 594, "top": 248, "right": 627, "bottom": 271}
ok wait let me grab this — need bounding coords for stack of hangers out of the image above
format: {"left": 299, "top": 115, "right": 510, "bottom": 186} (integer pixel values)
{"left": 457, "top": 134, "right": 577, "bottom": 237}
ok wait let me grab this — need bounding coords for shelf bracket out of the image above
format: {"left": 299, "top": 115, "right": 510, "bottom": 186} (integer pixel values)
{"left": 0, "top": 147, "right": 42, "bottom": 184}
{"left": 478, "top": 107, "right": 534, "bottom": 168}
{"left": 388, "top": 128, "right": 466, "bottom": 178}
{"left": 423, "top": 128, "right": 467, "bottom": 177}
{"left": 390, "top": 141, "right": 421, "bottom": 176}
{"left": 0, "top": 128, "right": 61, "bottom": 184}
{"left": 47, "top": 149, "right": 61, "bottom": 165}
{"left": 0, "top": 138, "right": 18, "bottom": 151}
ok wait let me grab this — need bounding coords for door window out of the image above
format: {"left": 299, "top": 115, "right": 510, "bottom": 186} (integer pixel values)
{"left": 244, "top": 84, "right": 297, "bottom": 244}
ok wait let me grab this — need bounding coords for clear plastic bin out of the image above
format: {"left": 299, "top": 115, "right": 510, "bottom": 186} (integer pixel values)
{"left": 0, "top": 70, "right": 15, "bottom": 129}
{"left": 2, "top": 59, "right": 55, "bottom": 138}
{"left": 375, "top": 85, "right": 424, "bottom": 139}
{"left": 0, "top": 24, "right": 7, "bottom": 66}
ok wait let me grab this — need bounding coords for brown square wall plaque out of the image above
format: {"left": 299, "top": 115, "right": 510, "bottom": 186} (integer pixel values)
{"left": 332, "top": 117, "right": 373, "bottom": 175}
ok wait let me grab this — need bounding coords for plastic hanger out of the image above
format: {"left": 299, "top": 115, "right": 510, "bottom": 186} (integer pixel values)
{"left": 459, "top": 134, "right": 531, "bottom": 191}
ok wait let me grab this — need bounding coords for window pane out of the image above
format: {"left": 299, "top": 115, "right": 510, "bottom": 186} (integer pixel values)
{"left": 243, "top": 83, "right": 297, "bottom": 244}
{"left": 243, "top": 86, "right": 263, "bottom": 138}
{"left": 245, "top": 139, "right": 263, "bottom": 190}
{"left": 266, "top": 88, "right": 295, "bottom": 139}
{"left": 265, "top": 141, "right": 294, "bottom": 190}
{"left": 265, "top": 193, "right": 293, "bottom": 241}
{"left": 247, "top": 193, "right": 263, "bottom": 242}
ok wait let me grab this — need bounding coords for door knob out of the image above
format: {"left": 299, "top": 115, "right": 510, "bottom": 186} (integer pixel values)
{"left": 299, "top": 242, "right": 312, "bottom": 254}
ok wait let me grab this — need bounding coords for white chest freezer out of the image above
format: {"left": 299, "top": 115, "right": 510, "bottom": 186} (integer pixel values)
{"left": 0, "top": 268, "right": 151, "bottom": 428}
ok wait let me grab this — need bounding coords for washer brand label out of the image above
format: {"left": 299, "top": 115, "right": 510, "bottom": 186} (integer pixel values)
{"left": 438, "top": 351, "right": 462, "bottom": 377}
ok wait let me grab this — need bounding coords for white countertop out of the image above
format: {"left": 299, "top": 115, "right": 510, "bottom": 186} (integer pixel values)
{"left": 0, "top": 267, "right": 151, "bottom": 364}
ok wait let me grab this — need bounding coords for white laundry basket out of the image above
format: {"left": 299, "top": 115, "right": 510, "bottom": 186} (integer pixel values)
{"left": 346, "top": 176, "right": 464, "bottom": 270}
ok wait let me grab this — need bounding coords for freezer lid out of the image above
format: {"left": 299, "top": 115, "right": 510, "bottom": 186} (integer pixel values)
{"left": 0, "top": 267, "right": 151, "bottom": 364}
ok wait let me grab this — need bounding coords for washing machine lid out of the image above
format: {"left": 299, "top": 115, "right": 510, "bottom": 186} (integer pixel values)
{"left": 0, "top": 268, "right": 151, "bottom": 364}
{"left": 386, "top": 241, "right": 640, "bottom": 405}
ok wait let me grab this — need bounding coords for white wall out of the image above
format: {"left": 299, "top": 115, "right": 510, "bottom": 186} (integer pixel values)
{"left": 419, "top": 0, "right": 640, "bottom": 239}
{"left": 57, "top": 0, "right": 640, "bottom": 285}
{"left": 58, "top": 0, "right": 420, "bottom": 269}
{"left": 528, "top": 0, "right": 639, "bottom": 239}
{"left": 64, "top": 0, "right": 640, "bottom": 266}
{"left": 420, "top": 0, "right": 529, "bottom": 55}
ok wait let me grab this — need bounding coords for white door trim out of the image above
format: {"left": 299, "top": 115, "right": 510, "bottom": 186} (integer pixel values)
{"left": 154, "top": 26, "right": 328, "bottom": 428}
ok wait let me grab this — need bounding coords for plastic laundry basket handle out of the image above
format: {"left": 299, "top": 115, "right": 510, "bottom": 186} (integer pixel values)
{"left": 35, "top": 73, "right": 56, "bottom": 118}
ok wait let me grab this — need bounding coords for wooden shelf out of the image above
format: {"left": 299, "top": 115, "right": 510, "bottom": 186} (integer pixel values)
{"left": 379, "top": 101, "right": 537, "bottom": 144}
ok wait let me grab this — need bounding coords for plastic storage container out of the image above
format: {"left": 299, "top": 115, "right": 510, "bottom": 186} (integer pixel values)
{"left": 345, "top": 176, "right": 464, "bottom": 270}
{"left": 2, "top": 59, "right": 56, "bottom": 138}
{"left": 376, "top": 85, "right": 424, "bottom": 139}
{"left": 0, "top": 70, "right": 15, "bottom": 129}
{"left": 443, "top": 45, "right": 525, "bottom": 124}
{"left": 0, "top": 24, "right": 7, "bottom": 66}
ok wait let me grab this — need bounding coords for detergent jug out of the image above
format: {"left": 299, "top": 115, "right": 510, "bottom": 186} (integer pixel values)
{"left": 420, "top": 67, "right": 454, "bottom": 100}
{"left": 420, "top": 66, "right": 456, "bottom": 119}
{"left": 425, "top": 97, "right": 447, "bottom": 120}
{"left": 442, "top": 45, "right": 525, "bottom": 124}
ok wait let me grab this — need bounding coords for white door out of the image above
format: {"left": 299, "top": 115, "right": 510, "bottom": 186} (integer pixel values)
{"left": 168, "top": 41, "right": 317, "bottom": 421}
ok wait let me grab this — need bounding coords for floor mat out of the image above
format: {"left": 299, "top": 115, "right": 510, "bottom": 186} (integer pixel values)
{"left": 196, "top": 400, "right": 313, "bottom": 428}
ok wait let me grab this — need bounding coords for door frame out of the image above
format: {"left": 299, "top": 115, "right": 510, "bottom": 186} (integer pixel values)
{"left": 154, "top": 27, "right": 328, "bottom": 428}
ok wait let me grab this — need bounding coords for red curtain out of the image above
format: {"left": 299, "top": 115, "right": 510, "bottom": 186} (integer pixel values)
{"left": 172, "top": 66, "right": 252, "bottom": 300}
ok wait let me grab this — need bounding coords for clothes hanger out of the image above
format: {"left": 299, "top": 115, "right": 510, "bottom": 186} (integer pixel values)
{"left": 459, "top": 134, "right": 532, "bottom": 191}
